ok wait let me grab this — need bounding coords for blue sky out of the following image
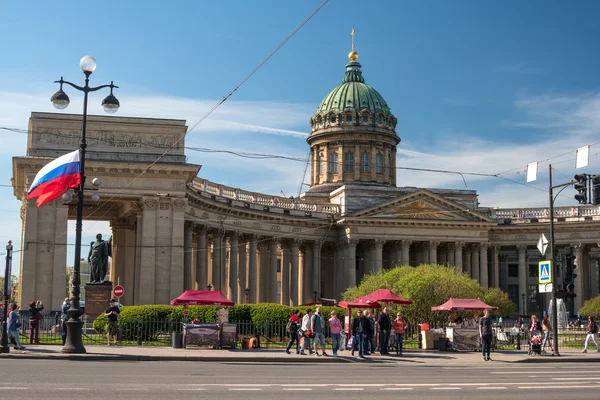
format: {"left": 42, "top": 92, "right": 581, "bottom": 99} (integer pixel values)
{"left": 1, "top": 0, "right": 600, "bottom": 270}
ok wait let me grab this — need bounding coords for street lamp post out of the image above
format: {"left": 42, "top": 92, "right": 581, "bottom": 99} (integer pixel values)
{"left": 521, "top": 292, "right": 526, "bottom": 316}
{"left": 244, "top": 288, "right": 249, "bottom": 303}
{"left": 51, "top": 56, "right": 120, "bottom": 354}
{"left": 1, "top": 240, "right": 13, "bottom": 354}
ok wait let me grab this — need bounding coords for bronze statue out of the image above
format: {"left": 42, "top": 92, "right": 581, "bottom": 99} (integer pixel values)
{"left": 88, "top": 234, "right": 111, "bottom": 283}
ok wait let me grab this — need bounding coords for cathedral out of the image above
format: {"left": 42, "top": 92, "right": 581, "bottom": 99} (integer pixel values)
{"left": 12, "top": 41, "right": 600, "bottom": 317}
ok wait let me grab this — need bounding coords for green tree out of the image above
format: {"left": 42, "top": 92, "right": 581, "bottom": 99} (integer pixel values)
{"left": 343, "top": 264, "right": 516, "bottom": 325}
{"left": 579, "top": 294, "right": 600, "bottom": 317}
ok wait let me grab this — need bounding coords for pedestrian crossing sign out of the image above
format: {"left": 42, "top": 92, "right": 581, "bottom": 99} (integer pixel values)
{"left": 538, "top": 260, "right": 552, "bottom": 284}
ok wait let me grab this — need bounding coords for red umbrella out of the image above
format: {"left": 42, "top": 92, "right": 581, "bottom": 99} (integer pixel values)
{"left": 339, "top": 300, "right": 382, "bottom": 309}
{"left": 354, "top": 289, "right": 413, "bottom": 305}
{"left": 431, "top": 298, "right": 497, "bottom": 311}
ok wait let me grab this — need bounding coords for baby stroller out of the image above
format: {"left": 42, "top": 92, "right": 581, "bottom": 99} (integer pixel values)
{"left": 528, "top": 330, "right": 542, "bottom": 356}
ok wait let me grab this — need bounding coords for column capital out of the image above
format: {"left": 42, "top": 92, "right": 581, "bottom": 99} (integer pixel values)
{"left": 110, "top": 216, "right": 135, "bottom": 230}
{"left": 401, "top": 239, "right": 412, "bottom": 249}
{"left": 517, "top": 244, "right": 528, "bottom": 254}
{"left": 194, "top": 224, "right": 208, "bottom": 234}
{"left": 427, "top": 240, "right": 441, "bottom": 250}
{"left": 184, "top": 220, "right": 194, "bottom": 231}
{"left": 479, "top": 242, "right": 489, "bottom": 251}
{"left": 454, "top": 241, "right": 465, "bottom": 250}
{"left": 141, "top": 196, "right": 159, "bottom": 211}
{"left": 464, "top": 244, "right": 473, "bottom": 255}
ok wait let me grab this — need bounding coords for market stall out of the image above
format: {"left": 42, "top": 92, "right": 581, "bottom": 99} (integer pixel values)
{"left": 170, "top": 290, "right": 236, "bottom": 349}
{"left": 431, "top": 298, "right": 497, "bottom": 351}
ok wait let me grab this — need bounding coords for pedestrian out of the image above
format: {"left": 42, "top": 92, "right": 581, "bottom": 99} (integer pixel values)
{"left": 541, "top": 314, "right": 553, "bottom": 353}
{"left": 299, "top": 308, "right": 313, "bottom": 355}
{"left": 364, "top": 310, "right": 375, "bottom": 355}
{"left": 61, "top": 297, "right": 70, "bottom": 345}
{"left": 328, "top": 310, "right": 342, "bottom": 357}
{"left": 378, "top": 307, "right": 392, "bottom": 355}
{"left": 393, "top": 311, "right": 408, "bottom": 355}
{"left": 351, "top": 309, "right": 366, "bottom": 358}
{"left": 104, "top": 299, "right": 120, "bottom": 346}
{"left": 529, "top": 315, "right": 541, "bottom": 333}
{"left": 479, "top": 309, "right": 493, "bottom": 361}
{"left": 28, "top": 300, "right": 44, "bottom": 344}
{"left": 285, "top": 309, "right": 301, "bottom": 354}
{"left": 311, "top": 306, "right": 328, "bottom": 356}
{"left": 582, "top": 316, "right": 599, "bottom": 353}
{"left": 7, "top": 303, "right": 25, "bottom": 350}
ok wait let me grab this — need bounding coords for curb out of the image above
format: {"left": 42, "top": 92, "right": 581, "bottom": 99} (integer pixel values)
{"left": 0, "top": 353, "right": 351, "bottom": 363}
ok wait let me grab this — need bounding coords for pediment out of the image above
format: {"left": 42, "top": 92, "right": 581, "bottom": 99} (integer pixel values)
{"left": 349, "top": 190, "right": 494, "bottom": 223}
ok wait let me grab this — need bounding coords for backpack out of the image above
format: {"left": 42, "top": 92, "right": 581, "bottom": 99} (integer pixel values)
{"left": 286, "top": 319, "right": 297, "bottom": 333}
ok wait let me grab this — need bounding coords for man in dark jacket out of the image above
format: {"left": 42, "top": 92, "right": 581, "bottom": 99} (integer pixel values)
{"left": 378, "top": 307, "right": 392, "bottom": 355}
{"left": 362, "top": 309, "right": 374, "bottom": 355}
{"left": 351, "top": 310, "right": 366, "bottom": 358}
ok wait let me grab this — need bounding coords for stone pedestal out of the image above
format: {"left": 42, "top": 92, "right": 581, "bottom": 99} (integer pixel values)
{"left": 85, "top": 282, "right": 113, "bottom": 317}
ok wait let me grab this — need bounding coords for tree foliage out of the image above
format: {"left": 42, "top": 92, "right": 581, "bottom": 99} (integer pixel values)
{"left": 343, "top": 264, "right": 516, "bottom": 325}
{"left": 579, "top": 294, "right": 600, "bottom": 317}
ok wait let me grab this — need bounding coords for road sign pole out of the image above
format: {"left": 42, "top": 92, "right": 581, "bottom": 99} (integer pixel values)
{"left": 549, "top": 165, "right": 559, "bottom": 356}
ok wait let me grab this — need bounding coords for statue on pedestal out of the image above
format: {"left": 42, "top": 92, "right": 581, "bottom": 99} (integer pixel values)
{"left": 88, "top": 233, "right": 111, "bottom": 283}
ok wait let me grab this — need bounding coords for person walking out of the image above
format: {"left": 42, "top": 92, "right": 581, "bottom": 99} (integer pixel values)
{"left": 582, "top": 316, "right": 599, "bottom": 353}
{"left": 7, "top": 303, "right": 25, "bottom": 350}
{"left": 378, "top": 307, "right": 392, "bottom": 355}
{"left": 393, "top": 312, "right": 408, "bottom": 355}
{"left": 104, "top": 299, "right": 120, "bottom": 346}
{"left": 328, "top": 310, "right": 342, "bottom": 357}
{"left": 351, "top": 310, "right": 366, "bottom": 358}
{"left": 299, "top": 309, "right": 313, "bottom": 355}
{"left": 28, "top": 300, "right": 44, "bottom": 344}
{"left": 479, "top": 309, "right": 493, "bottom": 361}
{"left": 285, "top": 309, "right": 301, "bottom": 354}
{"left": 311, "top": 307, "right": 328, "bottom": 356}
{"left": 541, "top": 314, "right": 554, "bottom": 353}
{"left": 364, "top": 310, "right": 375, "bottom": 355}
{"left": 60, "top": 297, "right": 70, "bottom": 345}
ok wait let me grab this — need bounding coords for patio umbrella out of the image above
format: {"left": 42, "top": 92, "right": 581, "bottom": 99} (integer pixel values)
{"left": 354, "top": 289, "right": 413, "bottom": 305}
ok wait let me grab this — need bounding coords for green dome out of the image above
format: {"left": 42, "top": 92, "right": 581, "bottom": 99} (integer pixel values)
{"left": 315, "top": 61, "right": 392, "bottom": 116}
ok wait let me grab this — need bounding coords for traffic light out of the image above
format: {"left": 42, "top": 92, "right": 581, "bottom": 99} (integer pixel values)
{"left": 563, "top": 247, "right": 577, "bottom": 299}
{"left": 574, "top": 174, "right": 588, "bottom": 204}
{"left": 592, "top": 175, "right": 600, "bottom": 205}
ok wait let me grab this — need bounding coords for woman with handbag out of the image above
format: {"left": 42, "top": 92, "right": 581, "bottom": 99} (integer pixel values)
{"left": 7, "top": 303, "right": 26, "bottom": 350}
{"left": 28, "top": 300, "right": 44, "bottom": 344}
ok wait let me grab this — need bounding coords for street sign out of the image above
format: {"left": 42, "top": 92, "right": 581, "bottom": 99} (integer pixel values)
{"left": 537, "top": 233, "right": 548, "bottom": 256}
{"left": 113, "top": 285, "right": 124, "bottom": 298}
{"left": 539, "top": 283, "right": 553, "bottom": 293}
{"left": 538, "top": 260, "right": 552, "bottom": 284}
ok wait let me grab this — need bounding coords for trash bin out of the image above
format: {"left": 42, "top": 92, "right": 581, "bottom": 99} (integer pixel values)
{"left": 172, "top": 331, "right": 183, "bottom": 348}
{"left": 439, "top": 337, "right": 448, "bottom": 351}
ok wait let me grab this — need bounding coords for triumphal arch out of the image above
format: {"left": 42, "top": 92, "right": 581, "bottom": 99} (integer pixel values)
{"left": 12, "top": 48, "right": 600, "bottom": 314}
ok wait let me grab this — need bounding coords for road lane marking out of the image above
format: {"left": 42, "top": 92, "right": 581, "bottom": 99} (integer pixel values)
{"left": 228, "top": 388, "right": 262, "bottom": 391}
{"left": 478, "top": 387, "right": 507, "bottom": 390}
{"left": 0, "top": 387, "right": 28, "bottom": 390}
{"left": 518, "top": 385, "right": 600, "bottom": 389}
{"left": 334, "top": 388, "right": 363, "bottom": 391}
{"left": 283, "top": 388, "right": 313, "bottom": 391}
{"left": 380, "top": 388, "right": 413, "bottom": 391}
{"left": 178, "top": 389, "right": 206, "bottom": 391}
{"left": 431, "top": 388, "right": 461, "bottom": 390}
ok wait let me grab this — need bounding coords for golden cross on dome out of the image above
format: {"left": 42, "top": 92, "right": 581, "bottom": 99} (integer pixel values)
{"left": 351, "top": 28, "right": 355, "bottom": 52}
{"left": 349, "top": 28, "right": 358, "bottom": 62}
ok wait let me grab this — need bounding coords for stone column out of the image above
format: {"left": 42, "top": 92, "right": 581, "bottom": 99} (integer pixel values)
{"left": 446, "top": 243, "right": 455, "bottom": 267}
{"left": 229, "top": 233, "right": 239, "bottom": 302}
{"left": 281, "top": 240, "right": 291, "bottom": 305}
{"left": 134, "top": 208, "right": 143, "bottom": 304}
{"left": 370, "top": 144, "right": 377, "bottom": 180}
{"left": 500, "top": 254, "right": 509, "bottom": 292}
{"left": 109, "top": 216, "right": 136, "bottom": 306}
{"left": 428, "top": 241, "right": 440, "bottom": 265}
{"left": 313, "top": 240, "right": 323, "bottom": 299}
{"left": 492, "top": 245, "right": 500, "bottom": 289}
{"left": 139, "top": 197, "right": 158, "bottom": 304}
{"left": 371, "top": 239, "right": 385, "bottom": 272}
{"left": 269, "top": 238, "right": 279, "bottom": 303}
{"left": 401, "top": 240, "right": 412, "bottom": 266}
{"left": 248, "top": 235, "right": 258, "bottom": 303}
{"left": 471, "top": 244, "right": 480, "bottom": 282}
{"left": 311, "top": 148, "right": 317, "bottom": 186}
{"left": 238, "top": 236, "right": 247, "bottom": 304}
{"left": 302, "top": 243, "right": 314, "bottom": 304}
{"left": 290, "top": 239, "right": 299, "bottom": 306}
{"left": 454, "top": 242, "right": 464, "bottom": 270}
{"left": 169, "top": 199, "right": 186, "bottom": 302}
{"left": 480, "top": 243, "right": 489, "bottom": 288}
{"left": 573, "top": 244, "right": 585, "bottom": 312}
{"left": 464, "top": 245, "right": 472, "bottom": 277}
{"left": 345, "top": 239, "right": 358, "bottom": 289}
{"left": 257, "top": 238, "right": 269, "bottom": 303}
{"left": 212, "top": 232, "right": 223, "bottom": 293}
{"left": 183, "top": 221, "right": 194, "bottom": 291}
{"left": 518, "top": 245, "right": 528, "bottom": 315}
{"left": 354, "top": 143, "right": 360, "bottom": 181}
{"left": 195, "top": 225, "right": 208, "bottom": 291}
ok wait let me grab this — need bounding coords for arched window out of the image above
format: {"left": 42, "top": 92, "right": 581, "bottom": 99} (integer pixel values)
{"left": 344, "top": 152, "right": 354, "bottom": 172}
{"left": 377, "top": 114, "right": 383, "bottom": 124}
{"left": 330, "top": 114, "right": 337, "bottom": 124}
{"left": 360, "top": 152, "right": 370, "bottom": 173}
{"left": 345, "top": 114, "right": 353, "bottom": 122}
{"left": 319, "top": 155, "right": 325, "bottom": 175}
{"left": 362, "top": 113, "right": 369, "bottom": 123}
{"left": 329, "top": 153, "right": 338, "bottom": 174}
{"left": 376, "top": 153, "right": 383, "bottom": 174}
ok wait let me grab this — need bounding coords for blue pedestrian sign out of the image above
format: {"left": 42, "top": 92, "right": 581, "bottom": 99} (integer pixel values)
{"left": 538, "top": 260, "right": 552, "bottom": 284}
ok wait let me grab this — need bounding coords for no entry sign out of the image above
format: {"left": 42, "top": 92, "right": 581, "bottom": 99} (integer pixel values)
{"left": 113, "top": 285, "right": 125, "bottom": 298}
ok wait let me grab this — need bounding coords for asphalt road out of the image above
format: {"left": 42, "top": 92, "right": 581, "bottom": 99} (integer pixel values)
{"left": 1, "top": 359, "right": 599, "bottom": 399}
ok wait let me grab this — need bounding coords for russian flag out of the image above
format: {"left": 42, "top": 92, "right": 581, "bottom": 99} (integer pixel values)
{"left": 26, "top": 150, "right": 81, "bottom": 207}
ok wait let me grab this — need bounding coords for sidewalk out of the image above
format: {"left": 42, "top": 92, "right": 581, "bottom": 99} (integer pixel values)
{"left": 2, "top": 345, "right": 599, "bottom": 364}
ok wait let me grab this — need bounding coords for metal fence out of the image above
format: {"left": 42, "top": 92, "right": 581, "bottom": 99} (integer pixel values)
{"left": 12, "top": 314, "right": 595, "bottom": 350}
